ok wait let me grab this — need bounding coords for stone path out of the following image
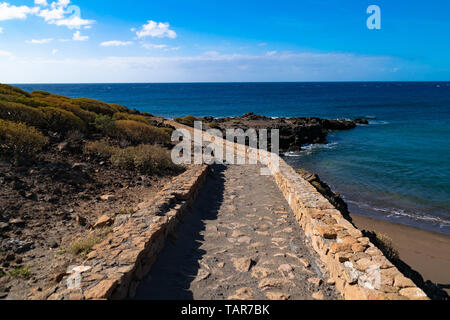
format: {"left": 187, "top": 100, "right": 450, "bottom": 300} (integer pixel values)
{"left": 134, "top": 164, "right": 340, "bottom": 300}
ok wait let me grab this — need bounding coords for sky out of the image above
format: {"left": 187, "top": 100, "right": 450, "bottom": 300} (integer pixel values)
{"left": 0, "top": 0, "right": 449, "bottom": 83}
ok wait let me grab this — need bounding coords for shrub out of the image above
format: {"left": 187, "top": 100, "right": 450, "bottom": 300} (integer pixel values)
{"left": 7, "top": 266, "right": 31, "bottom": 279}
{"left": 34, "top": 95, "right": 97, "bottom": 125}
{"left": 365, "top": 231, "right": 400, "bottom": 261}
{"left": 0, "top": 119, "right": 49, "bottom": 156}
{"left": 112, "top": 112, "right": 149, "bottom": 124}
{"left": 94, "top": 115, "right": 116, "bottom": 135}
{"left": 40, "top": 107, "right": 86, "bottom": 133}
{"left": 84, "top": 140, "right": 117, "bottom": 158}
{"left": 111, "top": 144, "right": 180, "bottom": 175}
{"left": 0, "top": 101, "right": 47, "bottom": 129}
{"left": 73, "top": 98, "right": 118, "bottom": 116}
{"left": 174, "top": 115, "right": 199, "bottom": 127}
{"left": 0, "top": 93, "right": 50, "bottom": 108}
{"left": 0, "top": 84, "right": 30, "bottom": 97}
{"left": 70, "top": 228, "right": 112, "bottom": 256}
{"left": 115, "top": 120, "right": 171, "bottom": 145}
{"left": 110, "top": 104, "right": 128, "bottom": 113}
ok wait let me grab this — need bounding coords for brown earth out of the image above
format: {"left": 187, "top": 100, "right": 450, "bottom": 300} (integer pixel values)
{"left": 0, "top": 137, "right": 177, "bottom": 300}
{"left": 352, "top": 214, "right": 450, "bottom": 297}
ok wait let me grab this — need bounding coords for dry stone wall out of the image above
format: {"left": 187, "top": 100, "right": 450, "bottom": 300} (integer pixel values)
{"left": 201, "top": 126, "right": 429, "bottom": 300}
{"left": 259, "top": 149, "right": 429, "bottom": 300}
{"left": 34, "top": 165, "right": 209, "bottom": 300}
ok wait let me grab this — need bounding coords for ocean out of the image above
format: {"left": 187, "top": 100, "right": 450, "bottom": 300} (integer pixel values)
{"left": 15, "top": 82, "right": 450, "bottom": 235}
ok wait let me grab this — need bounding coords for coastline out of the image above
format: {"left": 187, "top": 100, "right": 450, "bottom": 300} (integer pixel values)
{"left": 351, "top": 213, "right": 450, "bottom": 294}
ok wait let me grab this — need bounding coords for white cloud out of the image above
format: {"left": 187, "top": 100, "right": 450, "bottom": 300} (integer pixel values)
{"left": 52, "top": 49, "right": 58, "bottom": 55}
{"left": 1, "top": 51, "right": 419, "bottom": 83}
{"left": 142, "top": 43, "right": 168, "bottom": 49}
{"left": 0, "top": 2, "right": 39, "bottom": 21}
{"left": 135, "top": 20, "right": 177, "bottom": 39}
{"left": 0, "top": 49, "right": 14, "bottom": 60}
{"left": 266, "top": 51, "right": 277, "bottom": 56}
{"left": 35, "top": 0, "right": 48, "bottom": 6}
{"left": 37, "top": 0, "right": 95, "bottom": 29}
{"left": 26, "top": 38, "right": 54, "bottom": 44}
{"left": 51, "top": 15, "right": 95, "bottom": 29}
{"left": 101, "top": 40, "right": 133, "bottom": 47}
{"left": 38, "top": 6, "right": 65, "bottom": 21}
{"left": 0, "top": 27, "right": 3, "bottom": 34}
{"left": 72, "top": 31, "right": 88, "bottom": 41}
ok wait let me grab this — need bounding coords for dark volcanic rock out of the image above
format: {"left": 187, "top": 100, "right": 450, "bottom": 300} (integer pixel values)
{"left": 200, "top": 113, "right": 362, "bottom": 151}
{"left": 354, "top": 118, "right": 369, "bottom": 125}
{"left": 297, "top": 169, "right": 351, "bottom": 222}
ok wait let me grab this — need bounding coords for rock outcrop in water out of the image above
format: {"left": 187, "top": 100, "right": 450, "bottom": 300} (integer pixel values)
{"left": 197, "top": 113, "right": 365, "bottom": 151}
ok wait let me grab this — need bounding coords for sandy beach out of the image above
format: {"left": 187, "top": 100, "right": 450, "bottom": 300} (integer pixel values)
{"left": 351, "top": 214, "right": 450, "bottom": 294}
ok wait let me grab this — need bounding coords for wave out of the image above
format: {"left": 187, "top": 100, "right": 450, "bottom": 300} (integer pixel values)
{"left": 283, "top": 142, "right": 339, "bottom": 157}
{"left": 369, "top": 120, "right": 390, "bottom": 125}
{"left": 346, "top": 199, "right": 450, "bottom": 230}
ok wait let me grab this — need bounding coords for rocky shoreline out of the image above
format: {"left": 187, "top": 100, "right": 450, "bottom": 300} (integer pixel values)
{"left": 178, "top": 113, "right": 368, "bottom": 151}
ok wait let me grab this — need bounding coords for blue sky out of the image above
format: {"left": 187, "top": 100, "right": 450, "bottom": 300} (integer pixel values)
{"left": 0, "top": 0, "right": 449, "bottom": 82}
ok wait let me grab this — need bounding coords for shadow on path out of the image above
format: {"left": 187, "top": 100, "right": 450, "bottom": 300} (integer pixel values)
{"left": 134, "top": 164, "right": 226, "bottom": 300}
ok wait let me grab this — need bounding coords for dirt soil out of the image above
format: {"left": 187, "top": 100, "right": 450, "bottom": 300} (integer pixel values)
{"left": 0, "top": 138, "right": 175, "bottom": 300}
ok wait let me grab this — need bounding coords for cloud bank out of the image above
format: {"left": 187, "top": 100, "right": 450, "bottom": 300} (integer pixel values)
{"left": 0, "top": 51, "right": 417, "bottom": 83}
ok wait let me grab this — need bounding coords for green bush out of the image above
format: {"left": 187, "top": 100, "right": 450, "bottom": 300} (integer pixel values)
{"left": 94, "top": 115, "right": 116, "bottom": 135}
{"left": 0, "top": 119, "right": 48, "bottom": 156}
{"left": 111, "top": 144, "right": 179, "bottom": 174}
{"left": 32, "top": 95, "right": 96, "bottom": 125}
{"left": 174, "top": 115, "right": 199, "bottom": 127}
{"left": 7, "top": 266, "right": 31, "bottom": 279}
{"left": 112, "top": 112, "right": 149, "bottom": 124}
{"left": 115, "top": 120, "right": 171, "bottom": 145}
{"left": 73, "top": 98, "right": 119, "bottom": 116}
{"left": 0, "top": 101, "right": 47, "bottom": 129}
{"left": 110, "top": 104, "right": 128, "bottom": 113}
{"left": 0, "top": 84, "right": 30, "bottom": 97}
{"left": 0, "top": 93, "right": 50, "bottom": 108}
{"left": 40, "top": 107, "right": 86, "bottom": 133}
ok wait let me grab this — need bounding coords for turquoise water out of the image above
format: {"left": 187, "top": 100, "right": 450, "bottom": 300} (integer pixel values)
{"left": 16, "top": 82, "right": 450, "bottom": 234}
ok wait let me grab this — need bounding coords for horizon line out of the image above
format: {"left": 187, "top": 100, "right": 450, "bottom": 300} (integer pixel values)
{"left": 8, "top": 80, "right": 450, "bottom": 85}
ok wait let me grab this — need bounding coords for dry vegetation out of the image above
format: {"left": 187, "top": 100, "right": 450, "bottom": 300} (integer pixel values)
{"left": 0, "top": 84, "right": 183, "bottom": 299}
{"left": 0, "top": 83, "right": 177, "bottom": 169}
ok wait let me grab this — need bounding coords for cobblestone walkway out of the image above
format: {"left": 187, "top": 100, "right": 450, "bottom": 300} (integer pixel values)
{"left": 135, "top": 164, "right": 340, "bottom": 300}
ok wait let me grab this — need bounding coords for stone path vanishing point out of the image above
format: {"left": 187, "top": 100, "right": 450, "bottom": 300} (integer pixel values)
{"left": 134, "top": 164, "right": 341, "bottom": 300}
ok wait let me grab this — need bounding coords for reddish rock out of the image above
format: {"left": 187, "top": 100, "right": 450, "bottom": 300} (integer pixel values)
{"left": 84, "top": 279, "right": 118, "bottom": 300}
{"left": 94, "top": 215, "right": 114, "bottom": 229}
{"left": 315, "top": 226, "right": 337, "bottom": 239}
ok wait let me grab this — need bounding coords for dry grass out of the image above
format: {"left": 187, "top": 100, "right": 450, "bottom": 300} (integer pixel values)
{"left": 0, "top": 119, "right": 49, "bottom": 156}
{"left": 84, "top": 139, "right": 117, "bottom": 158}
{"left": 174, "top": 115, "right": 199, "bottom": 127}
{"left": 115, "top": 120, "right": 171, "bottom": 145}
{"left": 111, "top": 144, "right": 180, "bottom": 175}
{"left": 365, "top": 230, "right": 400, "bottom": 261}
{"left": 69, "top": 228, "right": 113, "bottom": 256}
{"left": 7, "top": 266, "right": 31, "bottom": 279}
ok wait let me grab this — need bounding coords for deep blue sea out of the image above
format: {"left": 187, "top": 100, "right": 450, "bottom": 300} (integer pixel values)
{"left": 15, "top": 82, "right": 450, "bottom": 235}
